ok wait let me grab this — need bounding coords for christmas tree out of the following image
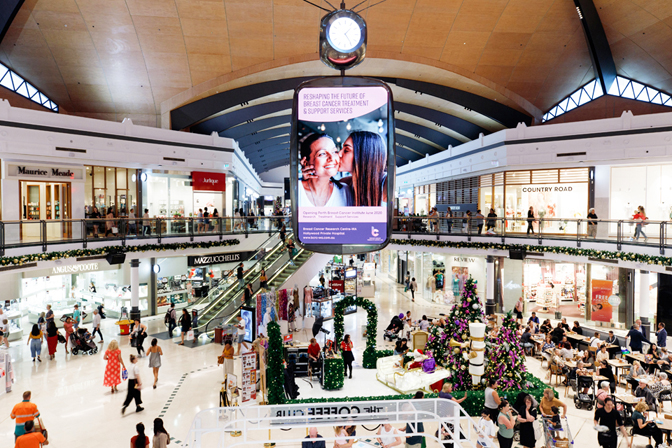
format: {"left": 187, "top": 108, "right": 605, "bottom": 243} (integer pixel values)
{"left": 484, "top": 312, "right": 527, "bottom": 390}
{"left": 266, "top": 321, "right": 286, "bottom": 404}
{"left": 445, "top": 276, "right": 485, "bottom": 390}
{"left": 425, "top": 324, "right": 449, "bottom": 366}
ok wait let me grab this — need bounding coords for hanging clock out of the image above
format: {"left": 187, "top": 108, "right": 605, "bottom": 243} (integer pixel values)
{"left": 319, "top": 9, "right": 367, "bottom": 70}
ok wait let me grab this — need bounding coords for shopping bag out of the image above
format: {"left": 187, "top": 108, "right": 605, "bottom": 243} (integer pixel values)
{"left": 217, "top": 355, "right": 225, "bottom": 365}
{"left": 112, "top": 227, "right": 119, "bottom": 233}
{"left": 186, "top": 330, "right": 195, "bottom": 341}
{"left": 533, "top": 419, "right": 543, "bottom": 440}
{"left": 122, "top": 369, "right": 128, "bottom": 380}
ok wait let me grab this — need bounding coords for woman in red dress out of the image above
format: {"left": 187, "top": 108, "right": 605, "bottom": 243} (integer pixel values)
{"left": 46, "top": 321, "right": 59, "bottom": 359}
{"left": 63, "top": 317, "right": 75, "bottom": 354}
{"left": 103, "top": 339, "right": 125, "bottom": 393}
{"left": 340, "top": 334, "right": 355, "bottom": 379}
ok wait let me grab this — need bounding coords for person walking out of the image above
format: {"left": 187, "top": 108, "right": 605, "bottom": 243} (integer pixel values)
{"left": 496, "top": 400, "right": 515, "bottom": 448}
{"left": 142, "top": 209, "right": 151, "bottom": 236}
{"left": 235, "top": 315, "right": 246, "bottom": 356}
{"left": 122, "top": 354, "right": 144, "bottom": 415}
{"left": 45, "top": 321, "right": 58, "bottom": 360}
{"left": 486, "top": 208, "right": 497, "bottom": 233}
{"left": 526, "top": 206, "right": 535, "bottom": 235}
{"left": 409, "top": 277, "right": 417, "bottom": 302}
{"left": 404, "top": 271, "right": 410, "bottom": 291}
{"left": 130, "top": 319, "right": 148, "bottom": 356}
{"left": 63, "top": 316, "right": 74, "bottom": 354}
{"left": 37, "top": 312, "right": 46, "bottom": 335}
{"left": 152, "top": 418, "right": 170, "bottom": 448}
{"left": 475, "top": 209, "right": 485, "bottom": 234}
{"left": 221, "top": 340, "right": 234, "bottom": 381}
{"left": 131, "top": 422, "right": 149, "bottom": 447}
{"left": 657, "top": 322, "right": 668, "bottom": 348}
{"left": 244, "top": 283, "right": 254, "bottom": 308}
{"left": 72, "top": 304, "right": 81, "bottom": 329}
{"left": 286, "top": 238, "right": 296, "bottom": 265}
{"left": 10, "top": 391, "right": 40, "bottom": 441}
{"left": 279, "top": 223, "right": 286, "bottom": 244}
{"left": 91, "top": 309, "right": 103, "bottom": 343}
{"left": 594, "top": 397, "right": 630, "bottom": 448}
{"left": 341, "top": 334, "right": 354, "bottom": 379}
{"left": 516, "top": 394, "right": 537, "bottom": 448}
{"left": 104, "top": 339, "right": 125, "bottom": 394}
{"left": 167, "top": 303, "right": 177, "bottom": 338}
{"left": 514, "top": 297, "right": 524, "bottom": 325}
{"left": 178, "top": 309, "right": 192, "bottom": 346}
{"left": 587, "top": 208, "right": 598, "bottom": 238}
{"left": 27, "top": 324, "right": 43, "bottom": 362}
{"left": 146, "top": 338, "right": 162, "bottom": 389}
{"left": 236, "top": 263, "right": 245, "bottom": 291}
{"left": 260, "top": 269, "right": 268, "bottom": 291}
{"left": 45, "top": 304, "right": 54, "bottom": 327}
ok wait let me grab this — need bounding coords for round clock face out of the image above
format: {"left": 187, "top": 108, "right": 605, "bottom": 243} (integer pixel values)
{"left": 328, "top": 17, "right": 362, "bottom": 53}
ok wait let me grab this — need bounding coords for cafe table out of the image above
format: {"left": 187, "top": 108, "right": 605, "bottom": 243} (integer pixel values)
{"left": 656, "top": 417, "right": 672, "bottom": 444}
{"left": 608, "top": 359, "right": 632, "bottom": 386}
{"left": 626, "top": 352, "right": 660, "bottom": 373}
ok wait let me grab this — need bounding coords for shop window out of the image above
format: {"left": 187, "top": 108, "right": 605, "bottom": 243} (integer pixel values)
{"left": 86, "top": 166, "right": 139, "bottom": 218}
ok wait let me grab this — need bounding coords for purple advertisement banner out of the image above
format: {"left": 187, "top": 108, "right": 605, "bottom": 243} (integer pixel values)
{"left": 299, "top": 222, "right": 387, "bottom": 245}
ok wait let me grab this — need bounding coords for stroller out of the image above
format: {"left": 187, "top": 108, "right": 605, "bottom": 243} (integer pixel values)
{"left": 384, "top": 315, "right": 404, "bottom": 341}
{"left": 70, "top": 328, "right": 98, "bottom": 355}
{"left": 573, "top": 375, "right": 595, "bottom": 410}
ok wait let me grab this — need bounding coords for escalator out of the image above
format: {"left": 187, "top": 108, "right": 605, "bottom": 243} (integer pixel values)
{"left": 196, "top": 247, "right": 315, "bottom": 334}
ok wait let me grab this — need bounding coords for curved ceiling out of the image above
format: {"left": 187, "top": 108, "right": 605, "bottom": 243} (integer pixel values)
{"left": 0, "top": 0, "right": 671, "bottom": 129}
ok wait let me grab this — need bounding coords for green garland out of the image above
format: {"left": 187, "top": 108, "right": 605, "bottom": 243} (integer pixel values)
{"left": 1, "top": 239, "right": 240, "bottom": 267}
{"left": 333, "top": 296, "right": 380, "bottom": 368}
{"left": 323, "top": 357, "right": 344, "bottom": 390}
{"left": 287, "top": 372, "right": 556, "bottom": 416}
{"left": 390, "top": 238, "right": 672, "bottom": 267}
{"left": 266, "top": 321, "right": 286, "bottom": 405}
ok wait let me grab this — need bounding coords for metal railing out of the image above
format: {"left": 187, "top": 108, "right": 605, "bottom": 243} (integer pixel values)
{"left": 394, "top": 216, "right": 672, "bottom": 253}
{"left": 0, "top": 215, "right": 292, "bottom": 254}
{"left": 182, "top": 398, "right": 483, "bottom": 448}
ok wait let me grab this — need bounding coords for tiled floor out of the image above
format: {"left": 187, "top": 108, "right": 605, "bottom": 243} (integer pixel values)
{"left": 0, "top": 272, "right": 653, "bottom": 448}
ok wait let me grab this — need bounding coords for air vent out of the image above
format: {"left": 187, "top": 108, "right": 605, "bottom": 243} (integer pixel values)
{"left": 56, "top": 147, "right": 87, "bottom": 153}
{"left": 556, "top": 151, "right": 587, "bottom": 158}
{"left": 163, "top": 157, "right": 185, "bottom": 162}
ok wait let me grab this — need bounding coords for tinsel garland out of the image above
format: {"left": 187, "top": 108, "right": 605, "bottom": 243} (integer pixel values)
{"left": 323, "top": 356, "right": 345, "bottom": 390}
{"left": 390, "top": 238, "right": 672, "bottom": 267}
{"left": 286, "top": 373, "right": 555, "bottom": 416}
{"left": 266, "top": 321, "right": 286, "bottom": 405}
{"left": 333, "top": 296, "right": 380, "bottom": 368}
{"left": 1, "top": 239, "right": 240, "bottom": 267}
{"left": 484, "top": 312, "right": 527, "bottom": 390}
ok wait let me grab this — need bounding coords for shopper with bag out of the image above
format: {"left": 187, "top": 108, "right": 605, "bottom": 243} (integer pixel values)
{"left": 121, "top": 354, "right": 144, "bottom": 415}
{"left": 409, "top": 278, "right": 417, "bottom": 302}
{"left": 130, "top": 319, "right": 148, "bottom": 357}
{"left": 166, "top": 303, "right": 177, "bottom": 338}
{"left": 341, "top": 334, "right": 354, "bottom": 379}
{"left": 178, "top": 309, "right": 191, "bottom": 346}
{"left": 146, "top": 338, "right": 162, "bottom": 389}
{"left": 103, "top": 339, "right": 125, "bottom": 394}
{"left": 45, "top": 321, "right": 59, "bottom": 360}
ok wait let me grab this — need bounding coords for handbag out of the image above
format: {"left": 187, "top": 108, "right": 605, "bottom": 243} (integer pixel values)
{"left": 112, "top": 226, "right": 119, "bottom": 233}
{"left": 532, "top": 419, "right": 543, "bottom": 440}
{"left": 186, "top": 330, "right": 195, "bottom": 341}
{"left": 122, "top": 369, "right": 128, "bottom": 380}
{"left": 57, "top": 333, "right": 66, "bottom": 344}
{"left": 217, "top": 355, "right": 225, "bottom": 365}
{"left": 130, "top": 336, "right": 138, "bottom": 347}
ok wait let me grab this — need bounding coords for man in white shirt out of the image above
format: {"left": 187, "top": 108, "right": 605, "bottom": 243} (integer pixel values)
{"left": 476, "top": 409, "right": 497, "bottom": 447}
{"left": 128, "top": 208, "right": 137, "bottom": 235}
{"left": 142, "top": 209, "right": 151, "bottom": 236}
{"left": 91, "top": 309, "right": 103, "bottom": 343}
{"left": 235, "top": 316, "right": 246, "bottom": 356}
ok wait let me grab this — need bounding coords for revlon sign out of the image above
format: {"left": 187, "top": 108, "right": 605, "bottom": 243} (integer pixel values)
{"left": 192, "top": 171, "right": 226, "bottom": 192}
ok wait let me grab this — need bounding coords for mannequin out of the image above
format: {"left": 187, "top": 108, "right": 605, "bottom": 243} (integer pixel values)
{"left": 253, "top": 335, "right": 268, "bottom": 403}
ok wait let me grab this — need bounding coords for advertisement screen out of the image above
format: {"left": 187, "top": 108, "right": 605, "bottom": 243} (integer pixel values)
{"left": 291, "top": 77, "right": 394, "bottom": 254}
{"left": 240, "top": 307, "right": 256, "bottom": 343}
{"left": 591, "top": 279, "right": 614, "bottom": 322}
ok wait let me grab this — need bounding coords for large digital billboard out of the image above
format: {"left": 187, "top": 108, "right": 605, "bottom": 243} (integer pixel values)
{"left": 290, "top": 77, "right": 395, "bottom": 255}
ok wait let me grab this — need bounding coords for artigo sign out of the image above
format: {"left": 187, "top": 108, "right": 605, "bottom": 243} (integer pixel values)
{"left": 192, "top": 171, "right": 226, "bottom": 192}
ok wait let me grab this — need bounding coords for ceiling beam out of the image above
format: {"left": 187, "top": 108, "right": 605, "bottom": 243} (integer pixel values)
{"left": 395, "top": 119, "right": 461, "bottom": 148}
{"left": 237, "top": 126, "right": 290, "bottom": 148}
{"left": 222, "top": 115, "right": 290, "bottom": 140}
{"left": 395, "top": 102, "right": 486, "bottom": 140}
{"left": 395, "top": 133, "right": 442, "bottom": 157}
{"left": 573, "top": 0, "right": 617, "bottom": 95}
{"left": 191, "top": 100, "right": 292, "bottom": 134}
{"left": 245, "top": 144, "right": 290, "bottom": 162}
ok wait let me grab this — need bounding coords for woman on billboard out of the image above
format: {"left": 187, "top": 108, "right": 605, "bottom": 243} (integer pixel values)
{"left": 338, "top": 131, "right": 388, "bottom": 207}
{"left": 298, "top": 133, "right": 351, "bottom": 207}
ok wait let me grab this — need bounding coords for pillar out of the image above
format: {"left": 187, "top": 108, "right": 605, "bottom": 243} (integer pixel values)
{"left": 640, "top": 270, "right": 651, "bottom": 335}
{"left": 130, "top": 259, "right": 141, "bottom": 321}
{"left": 486, "top": 256, "right": 496, "bottom": 316}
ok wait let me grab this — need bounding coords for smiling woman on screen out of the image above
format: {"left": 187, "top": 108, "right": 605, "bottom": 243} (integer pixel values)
{"left": 298, "top": 133, "right": 350, "bottom": 207}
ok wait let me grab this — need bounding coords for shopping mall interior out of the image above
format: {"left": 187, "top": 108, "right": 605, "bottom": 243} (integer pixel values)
{"left": 4, "top": 1, "right": 672, "bottom": 447}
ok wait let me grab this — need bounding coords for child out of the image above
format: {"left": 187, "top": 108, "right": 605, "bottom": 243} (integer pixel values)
{"left": 550, "top": 406, "right": 563, "bottom": 439}
{"left": 476, "top": 408, "right": 497, "bottom": 447}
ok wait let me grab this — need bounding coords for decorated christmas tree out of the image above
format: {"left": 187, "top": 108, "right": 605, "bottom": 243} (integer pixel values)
{"left": 484, "top": 312, "right": 527, "bottom": 390}
{"left": 425, "top": 324, "right": 449, "bottom": 366}
{"left": 445, "top": 276, "right": 485, "bottom": 389}
{"left": 266, "top": 321, "right": 286, "bottom": 404}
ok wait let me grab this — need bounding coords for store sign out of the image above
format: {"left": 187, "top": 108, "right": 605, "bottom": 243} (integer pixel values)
{"left": 191, "top": 171, "right": 226, "bottom": 191}
{"left": 7, "top": 163, "right": 84, "bottom": 180}
{"left": 187, "top": 251, "right": 255, "bottom": 267}
{"left": 591, "top": 279, "right": 614, "bottom": 322}
{"left": 521, "top": 185, "right": 574, "bottom": 192}
{"left": 273, "top": 403, "right": 388, "bottom": 420}
{"left": 453, "top": 257, "right": 476, "bottom": 263}
{"left": 51, "top": 263, "right": 99, "bottom": 275}
{"left": 436, "top": 204, "right": 478, "bottom": 213}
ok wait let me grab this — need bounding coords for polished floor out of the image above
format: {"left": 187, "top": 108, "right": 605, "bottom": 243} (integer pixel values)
{"left": 0, "top": 271, "right": 646, "bottom": 448}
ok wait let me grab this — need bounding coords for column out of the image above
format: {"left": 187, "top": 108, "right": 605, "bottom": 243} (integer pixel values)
{"left": 486, "top": 255, "right": 496, "bottom": 316}
{"left": 639, "top": 270, "right": 651, "bottom": 336}
{"left": 130, "top": 259, "right": 141, "bottom": 321}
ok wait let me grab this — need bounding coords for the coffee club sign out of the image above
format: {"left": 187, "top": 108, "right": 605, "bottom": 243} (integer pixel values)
{"left": 6, "top": 163, "right": 84, "bottom": 180}
{"left": 188, "top": 251, "right": 256, "bottom": 267}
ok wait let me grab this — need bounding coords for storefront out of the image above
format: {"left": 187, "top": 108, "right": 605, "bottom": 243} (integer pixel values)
{"left": 479, "top": 168, "right": 593, "bottom": 233}
{"left": 5, "top": 162, "right": 85, "bottom": 240}
{"left": 192, "top": 171, "right": 226, "bottom": 220}
{"left": 84, "top": 166, "right": 138, "bottom": 218}
{"left": 414, "top": 184, "right": 435, "bottom": 215}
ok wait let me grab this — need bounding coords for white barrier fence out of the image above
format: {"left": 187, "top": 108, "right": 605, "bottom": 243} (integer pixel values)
{"left": 182, "top": 399, "right": 488, "bottom": 448}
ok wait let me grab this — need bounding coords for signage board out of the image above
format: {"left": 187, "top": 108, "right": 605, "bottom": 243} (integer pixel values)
{"left": 187, "top": 251, "right": 256, "bottom": 267}
{"left": 591, "top": 279, "right": 614, "bottom": 322}
{"left": 6, "top": 163, "right": 85, "bottom": 181}
{"left": 241, "top": 306, "right": 256, "bottom": 343}
{"left": 241, "top": 352, "right": 257, "bottom": 403}
{"left": 191, "top": 171, "right": 226, "bottom": 191}
{"left": 435, "top": 204, "right": 478, "bottom": 214}
{"left": 290, "top": 76, "right": 395, "bottom": 255}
